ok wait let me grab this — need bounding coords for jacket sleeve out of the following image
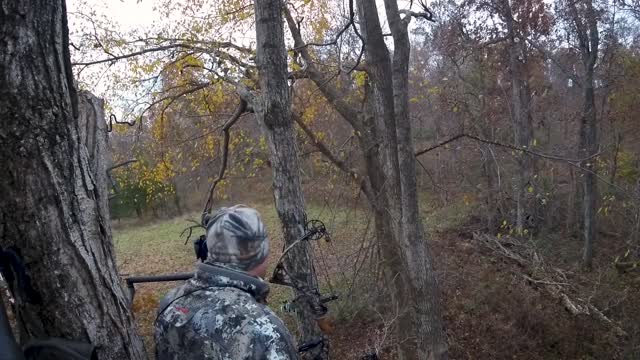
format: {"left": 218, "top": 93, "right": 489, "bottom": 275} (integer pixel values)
{"left": 249, "top": 312, "right": 299, "bottom": 360}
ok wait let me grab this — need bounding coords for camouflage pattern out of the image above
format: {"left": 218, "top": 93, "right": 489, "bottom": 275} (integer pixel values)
{"left": 155, "top": 263, "right": 299, "bottom": 360}
{"left": 203, "top": 205, "right": 269, "bottom": 272}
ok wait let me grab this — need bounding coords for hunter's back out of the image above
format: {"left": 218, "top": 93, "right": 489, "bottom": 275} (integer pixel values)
{"left": 154, "top": 264, "right": 298, "bottom": 360}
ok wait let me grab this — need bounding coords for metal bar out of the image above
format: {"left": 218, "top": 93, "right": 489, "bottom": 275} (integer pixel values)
{"left": 125, "top": 272, "right": 194, "bottom": 304}
{"left": 125, "top": 272, "right": 194, "bottom": 285}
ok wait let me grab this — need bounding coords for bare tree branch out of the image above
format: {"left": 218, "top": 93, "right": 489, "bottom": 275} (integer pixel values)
{"left": 414, "top": 134, "right": 466, "bottom": 156}
{"left": 72, "top": 42, "right": 254, "bottom": 69}
{"left": 293, "top": 113, "right": 373, "bottom": 199}
{"left": 139, "top": 81, "right": 212, "bottom": 123}
{"left": 415, "top": 133, "right": 597, "bottom": 162}
{"left": 292, "top": 16, "right": 353, "bottom": 50}
{"left": 73, "top": 44, "right": 196, "bottom": 66}
{"left": 107, "top": 159, "right": 138, "bottom": 172}
{"left": 415, "top": 133, "right": 640, "bottom": 199}
{"left": 202, "top": 100, "right": 248, "bottom": 215}
{"left": 398, "top": 9, "right": 435, "bottom": 22}
{"left": 477, "top": 35, "right": 509, "bottom": 48}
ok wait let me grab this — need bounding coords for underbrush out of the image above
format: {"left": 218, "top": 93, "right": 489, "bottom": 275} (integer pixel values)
{"left": 436, "top": 232, "right": 628, "bottom": 359}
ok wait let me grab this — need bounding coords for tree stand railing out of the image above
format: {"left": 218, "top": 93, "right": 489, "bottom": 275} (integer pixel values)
{"left": 124, "top": 273, "right": 194, "bottom": 304}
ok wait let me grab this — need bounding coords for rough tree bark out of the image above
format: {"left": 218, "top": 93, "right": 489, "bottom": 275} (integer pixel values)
{"left": 78, "top": 91, "right": 113, "bottom": 220}
{"left": 0, "top": 1, "right": 146, "bottom": 359}
{"left": 253, "top": 0, "right": 322, "bottom": 354}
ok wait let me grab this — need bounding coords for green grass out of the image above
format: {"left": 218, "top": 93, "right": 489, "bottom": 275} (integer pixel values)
{"left": 115, "top": 216, "right": 198, "bottom": 276}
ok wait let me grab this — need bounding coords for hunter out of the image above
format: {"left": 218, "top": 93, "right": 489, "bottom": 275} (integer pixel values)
{"left": 154, "top": 205, "right": 298, "bottom": 359}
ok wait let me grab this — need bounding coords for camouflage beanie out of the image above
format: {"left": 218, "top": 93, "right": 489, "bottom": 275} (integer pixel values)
{"left": 204, "top": 205, "right": 269, "bottom": 272}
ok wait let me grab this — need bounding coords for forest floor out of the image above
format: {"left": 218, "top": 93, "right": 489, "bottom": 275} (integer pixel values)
{"left": 113, "top": 198, "right": 640, "bottom": 359}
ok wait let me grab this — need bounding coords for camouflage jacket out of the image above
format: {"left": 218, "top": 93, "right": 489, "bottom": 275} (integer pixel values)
{"left": 155, "top": 263, "right": 299, "bottom": 360}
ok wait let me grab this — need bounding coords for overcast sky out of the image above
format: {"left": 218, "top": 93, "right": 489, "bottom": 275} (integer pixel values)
{"left": 68, "top": 0, "right": 158, "bottom": 28}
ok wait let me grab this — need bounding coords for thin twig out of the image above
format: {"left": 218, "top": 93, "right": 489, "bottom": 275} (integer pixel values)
{"left": 292, "top": 0, "right": 355, "bottom": 51}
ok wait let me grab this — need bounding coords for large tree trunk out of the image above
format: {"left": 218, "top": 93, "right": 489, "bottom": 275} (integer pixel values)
{"left": 383, "top": 1, "right": 448, "bottom": 358}
{"left": 503, "top": 0, "right": 535, "bottom": 234}
{"left": 0, "top": 1, "right": 146, "bottom": 359}
{"left": 357, "top": 0, "right": 448, "bottom": 358}
{"left": 580, "top": 80, "right": 598, "bottom": 269}
{"left": 284, "top": 2, "right": 447, "bottom": 357}
{"left": 571, "top": 0, "right": 600, "bottom": 269}
{"left": 253, "top": 0, "right": 323, "bottom": 356}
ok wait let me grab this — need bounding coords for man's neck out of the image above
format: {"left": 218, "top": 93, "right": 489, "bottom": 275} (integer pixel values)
{"left": 196, "top": 262, "right": 270, "bottom": 302}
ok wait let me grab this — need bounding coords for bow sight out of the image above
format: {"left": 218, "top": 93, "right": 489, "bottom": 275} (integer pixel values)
{"left": 269, "top": 219, "right": 330, "bottom": 285}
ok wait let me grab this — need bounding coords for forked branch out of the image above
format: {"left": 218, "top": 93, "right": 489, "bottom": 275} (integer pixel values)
{"left": 284, "top": 7, "right": 362, "bottom": 128}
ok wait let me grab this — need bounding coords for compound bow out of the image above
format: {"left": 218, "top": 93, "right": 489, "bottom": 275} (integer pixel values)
{"left": 269, "top": 219, "right": 338, "bottom": 359}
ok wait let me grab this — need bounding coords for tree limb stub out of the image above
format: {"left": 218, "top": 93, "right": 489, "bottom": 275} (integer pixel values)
{"left": 202, "top": 100, "right": 248, "bottom": 215}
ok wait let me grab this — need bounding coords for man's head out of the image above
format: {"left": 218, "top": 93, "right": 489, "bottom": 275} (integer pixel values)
{"left": 204, "top": 205, "right": 269, "bottom": 276}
